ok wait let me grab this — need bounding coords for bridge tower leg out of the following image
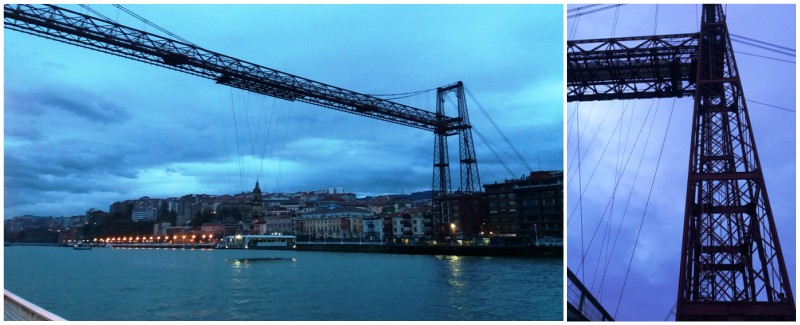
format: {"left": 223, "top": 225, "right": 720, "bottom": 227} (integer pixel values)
{"left": 432, "top": 81, "right": 482, "bottom": 241}
{"left": 433, "top": 86, "right": 453, "bottom": 242}
{"left": 676, "top": 4, "right": 795, "bottom": 321}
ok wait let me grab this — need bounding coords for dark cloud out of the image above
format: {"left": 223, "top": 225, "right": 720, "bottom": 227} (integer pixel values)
{"left": 6, "top": 84, "right": 130, "bottom": 124}
{"left": 4, "top": 126, "right": 45, "bottom": 142}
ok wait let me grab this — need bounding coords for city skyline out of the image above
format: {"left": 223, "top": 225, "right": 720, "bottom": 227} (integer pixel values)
{"left": 4, "top": 4, "right": 564, "bottom": 219}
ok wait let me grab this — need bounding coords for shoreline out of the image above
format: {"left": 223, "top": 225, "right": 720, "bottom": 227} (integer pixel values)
{"left": 5, "top": 242, "right": 562, "bottom": 258}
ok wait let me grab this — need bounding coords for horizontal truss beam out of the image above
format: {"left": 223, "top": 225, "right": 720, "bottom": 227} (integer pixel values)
{"left": 567, "top": 33, "right": 699, "bottom": 102}
{"left": 4, "top": 4, "right": 463, "bottom": 134}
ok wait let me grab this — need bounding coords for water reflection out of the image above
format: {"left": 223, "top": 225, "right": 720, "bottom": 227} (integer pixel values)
{"left": 445, "top": 256, "right": 465, "bottom": 289}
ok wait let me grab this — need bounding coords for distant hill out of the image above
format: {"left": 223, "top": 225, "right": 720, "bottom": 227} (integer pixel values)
{"left": 405, "top": 190, "right": 434, "bottom": 201}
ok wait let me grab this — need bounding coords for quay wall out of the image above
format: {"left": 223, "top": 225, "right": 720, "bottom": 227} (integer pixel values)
{"left": 290, "top": 243, "right": 562, "bottom": 258}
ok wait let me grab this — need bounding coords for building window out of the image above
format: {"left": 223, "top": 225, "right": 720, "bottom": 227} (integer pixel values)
{"left": 524, "top": 200, "right": 538, "bottom": 207}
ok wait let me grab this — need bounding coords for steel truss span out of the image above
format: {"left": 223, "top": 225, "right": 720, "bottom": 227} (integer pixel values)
{"left": 567, "top": 33, "right": 698, "bottom": 102}
{"left": 4, "top": 4, "right": 483, "bottom": 237}
{"left": 3, "top": 4, "right": 463, "bottom": 134}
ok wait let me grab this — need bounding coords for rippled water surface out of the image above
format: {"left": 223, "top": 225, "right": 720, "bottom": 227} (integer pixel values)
{"left": 5, "top": 246, "right": 562, "bottom": 321}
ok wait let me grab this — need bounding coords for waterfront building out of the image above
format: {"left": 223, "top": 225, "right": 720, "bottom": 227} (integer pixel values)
{"left": 297, "top": 207, "right": 371, "bottom": 240}
{"left": 213, "top": 182, "right": 263, "bottom": 234}
{"left": 200, "top": 223, "right": 226, "bottom": 238}
{"left": 131, "top": 196, "right": 162, "bottom": 222}
{"left": 109, "top": 200, "right": 133, "bottom": 219}
{"left": 260, "top": 216, "right": 295, "bottom": 235}
{"left": 264, "top": 208, "right": 292, "bottom": 217}
{"left": 388, "top": 211, "right": 430, "bottom": 243}
{"left": 264, "top": 194, "right": 291, "bottom": 208}
{"left": 317, "top": 197, "right": 347, "bottom": 210}
{"left": 132, "top": 209, "right": 156, "bottom": 222}
{"left": 411, "top": 215, "right": 427, "bottom": 238}
{"left": 482, "top": 171, "right": 563, "bottom": 243}
{"left": 361, "top": 217, "right": 384, "bottom": 241}
{"left": 176, "top": 194, "right": 215, "bottom": 227}
{"left": 153, "top": 222, "right": 172, "bottom": 237}
{"left": 57, "top": 227, "right": 80, "bottom": 245}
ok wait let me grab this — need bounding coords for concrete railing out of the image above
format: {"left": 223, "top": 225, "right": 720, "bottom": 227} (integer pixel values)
{"left": 4, "top": 290, "right": 66, "bottom": 321}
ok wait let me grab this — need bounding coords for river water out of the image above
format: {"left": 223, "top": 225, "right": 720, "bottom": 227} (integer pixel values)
{"left": 4, "top": 246, "right": 562, "bottom": 321}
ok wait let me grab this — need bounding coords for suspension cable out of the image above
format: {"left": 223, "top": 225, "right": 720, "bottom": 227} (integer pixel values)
{"left": 567, "top": 101, "right": 639, "bottom": 225}
{"left": 599, "top": 100, "right": 658, "bottom": 295}
{"left": 735, "top": 50, "right": 795, "bottom": 64}
{"left": 730, "top": 33, "right": 795, "bottom": 53}
{"left": 368, "top": 87, "right": 437, "bottom": 97}
{"left": 258, "top": 96, "right": 277, "bottom": 182}
{"left": 567, "top": 101, "right": 614, "bottom": 188}
{"left": 567, "top": 4, "right": 602, "bottom": 13}
{"left": 567, "top": 4, "right": 624, "bottom": 19}
{"left": 747, "top": 98, "right": 796, "bottom": 113}
{"left": 473, "top": 127, "right": 516, "bottom": 178}
{"left": 574, "top": 100, "right": 657, "bottom": 275}
{"left": 465, "top": 87, "right": 533, "bottom": 172}
{"left": 113, "top": 4, "right": 196, "bottom": 46}
{"left": 664, "top": 301, "right": 678, "bottom": 321}
{"left": 229, "top": 89, "right": 245, "bottom": 192}
{"left": 614, "top": 97, "right": 676, "bottom": 319}
{"left": 79, "top": 4, "right": 113, "bottom": 21}
{"left": 730, "top": 37, "right": 795, "bottom": 57}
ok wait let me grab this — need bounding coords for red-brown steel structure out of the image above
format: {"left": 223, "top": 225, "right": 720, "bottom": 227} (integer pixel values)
{"left": 676, "top": 5, "right": 794, "bottom": 321}
{"left": 567, "top": 4, "right": 794, "bottom": 321}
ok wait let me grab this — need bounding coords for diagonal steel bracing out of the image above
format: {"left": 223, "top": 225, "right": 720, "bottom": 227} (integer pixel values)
{"left": 567, "top": 4, "right": 794, "bottom": 321}
{"left": 568, "top": 33, "right": 698, "bottom": 102}
{"left": 676, "top": 4, "right": 794, "bottom": 321}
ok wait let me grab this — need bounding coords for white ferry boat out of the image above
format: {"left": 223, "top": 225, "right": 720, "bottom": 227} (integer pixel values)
{"left": 220, "top": 234, "right": 296, "bottom": 249}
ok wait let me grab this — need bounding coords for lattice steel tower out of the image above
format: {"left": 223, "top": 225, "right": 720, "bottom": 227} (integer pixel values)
{"left": 676, "top": 4, "right": 794, "bottom": 321}
{"left": 432, "top": 81, "right": 481, "bottom": 240}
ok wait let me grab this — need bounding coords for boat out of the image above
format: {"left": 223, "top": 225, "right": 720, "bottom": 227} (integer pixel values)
{"left": 220, "top": 234, "right": 296, "bottom": 249}
{"left": 73, "top": 241, "right": 92, "bottom": 250}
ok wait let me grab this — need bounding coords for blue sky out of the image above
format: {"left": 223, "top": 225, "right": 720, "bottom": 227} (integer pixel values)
{"left": 566, "top": 4, "right": 796, "bottom": 321}
{"left": 3, "top": 4, "right": 564, "bottom": 218}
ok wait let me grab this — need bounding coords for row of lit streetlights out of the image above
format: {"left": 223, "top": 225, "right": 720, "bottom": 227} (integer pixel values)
{"left": 91, "top": 234, "right": 216, "bottom": 243}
